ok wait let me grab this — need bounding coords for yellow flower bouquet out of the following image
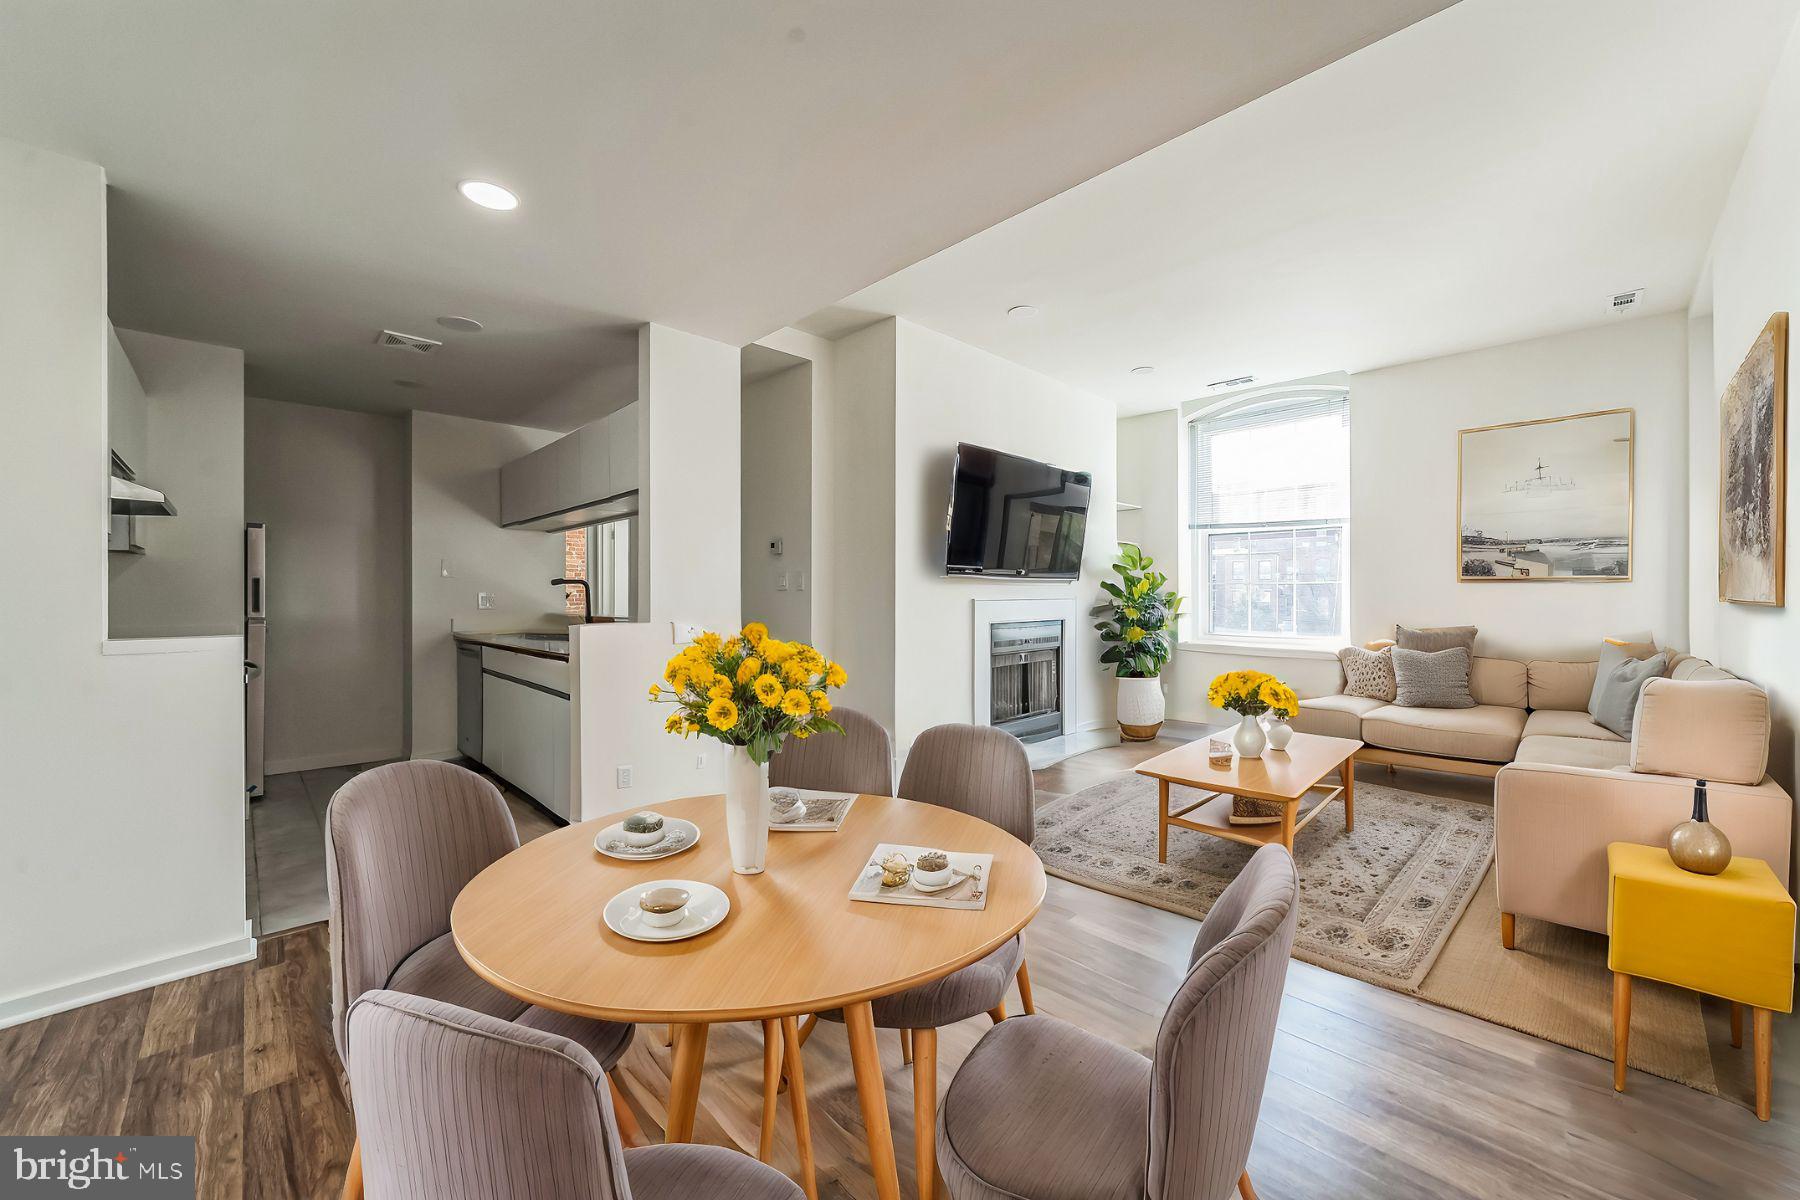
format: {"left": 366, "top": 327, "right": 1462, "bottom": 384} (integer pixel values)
{"left": 649, "top": 621, "right": 848, "bottom": 764}
{"left": 1207, "top": 670, "right": 1298, "bottom": 719}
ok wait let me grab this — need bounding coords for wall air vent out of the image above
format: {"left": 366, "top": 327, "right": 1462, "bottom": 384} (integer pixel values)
{"left": 1610, "top": 289, "right": 1643, "bottom": 314}
{"left": 374, "top": 329, "right": 443, "bottom": 353}
{"left": 1207, "top": 375, "right": 1256, "bottom": 391}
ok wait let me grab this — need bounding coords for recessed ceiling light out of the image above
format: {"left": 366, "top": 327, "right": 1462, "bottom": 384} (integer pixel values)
{"left": 1006, "top": 305, "right": 1038, "bottom": 319}
{"left": 392, "top": 379, "right": 426, "bottom": 389}
{"left": 1130, "top": 365, "right": 1155, "bottom": 375}
{"left": 457, "top": 180, "right": 519, "bottom": 211}
{"left": 436, "top": 315, "right": 484, "bottom": 333}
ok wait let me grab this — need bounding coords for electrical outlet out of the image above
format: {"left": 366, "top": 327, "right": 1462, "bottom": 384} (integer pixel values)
{"left": 695, "top": 753, "right": 706, "bottom": 770}
{"left": 795, "top": 570, "right": 806, "bottom": 592}
{"left": 671, "top": 621, "right": 703, "bottom": 644}
{"left": 477, "top": 592, "right": 495, "bottom": 610}
{"left": 616, "top": 765, "right": 633, "bottom": 789}
{"left": 769, "top": 537, "right": 784, "bottom": 557}
{"left": 776, "top": 571, "right": 789, "bottom": 592}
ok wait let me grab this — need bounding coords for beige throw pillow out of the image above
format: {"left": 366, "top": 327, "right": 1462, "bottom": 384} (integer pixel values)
{"left": 1395, "top": 624, "right": 1477, "bottom": 655}
{"left": 1339, "top": 646, "right": 1396, "bottom": 702}
{"left": 1391, "top": 646, "right": 1477, "bottom": 709}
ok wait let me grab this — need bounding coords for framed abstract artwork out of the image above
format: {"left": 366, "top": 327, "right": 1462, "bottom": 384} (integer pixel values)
{"left": 1457, "top": 408, "right": 1634, "bottom": 582}
{"left": 1719, "top": 312, "right": 1788, "bottom": 607}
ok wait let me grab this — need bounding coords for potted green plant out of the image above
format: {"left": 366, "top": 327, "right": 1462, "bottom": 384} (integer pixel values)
{"left": 1095, "top": 543, "right": 1181, "bottom": 740}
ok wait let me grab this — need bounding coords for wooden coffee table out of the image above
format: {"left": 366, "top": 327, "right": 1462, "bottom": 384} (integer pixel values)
{"left": 1135, "top": 731, "right": 1362, "bottom": 861}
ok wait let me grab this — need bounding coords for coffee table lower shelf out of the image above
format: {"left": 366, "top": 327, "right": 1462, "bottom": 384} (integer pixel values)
{"left": 1157, "top": 781, "right": 1346, "bottom": 860}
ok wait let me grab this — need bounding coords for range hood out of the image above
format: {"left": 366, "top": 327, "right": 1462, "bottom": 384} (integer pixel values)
{"left": 109, "top": 451, "right": 176, "bottom": 517}
{"left": 111, "top": 475, "right": 177, "bottom": 516}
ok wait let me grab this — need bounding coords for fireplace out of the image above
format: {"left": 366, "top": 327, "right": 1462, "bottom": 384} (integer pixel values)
{"left": 988, "top": 619, "right": 1063, "bottom": 743}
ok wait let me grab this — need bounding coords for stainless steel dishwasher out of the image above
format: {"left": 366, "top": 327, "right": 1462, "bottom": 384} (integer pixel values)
{"left": 456, "top": 642, "right": 483, "bottom": 762}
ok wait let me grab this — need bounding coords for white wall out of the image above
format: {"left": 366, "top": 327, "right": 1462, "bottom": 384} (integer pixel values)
{"left": 891, "top": 321, "right": 1117, "bottom": 749}
{"left": 107, "top": 329, "right": 245, "bottom": 639}
{"left": 741, "top": 361, "right": 812, "bottom": 641}
{"left": 572, "top": 323, "right": 741, "bottom": 822}
{"left": 245, "top": 397, "right": 408, "bottom": 773}
{"left": 1692, "top": 14, "right": 1800, "bottom": 793}
{"left": 1126, "top": 314, "right": 1692, "bottom": 722}
{"left": 407, "top": 410, "right": 563, "bottom": 759}
{"left": 635, "top": 323, "right": 742, "bottom": 630}
{"left": 754, "top": 326, "right": 841, "bottom": 653}
{"left": 0, "top": 137, "right": 250, "bottom": 1026}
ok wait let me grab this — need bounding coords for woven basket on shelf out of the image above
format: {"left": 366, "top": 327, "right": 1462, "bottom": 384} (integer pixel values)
{"left": 1227, "top": 795, "right": 1286, "bottom": 826}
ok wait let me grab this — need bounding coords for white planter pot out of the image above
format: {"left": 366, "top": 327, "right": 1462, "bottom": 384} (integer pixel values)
{"left": 1117, "top": 675, "right": 1165, "bottom": 741}
{"left": 724, "top": 746, "right": 770, "bottom": 875}
{"left": 1232, "top": 712, "right": 1267, "bottom": 759}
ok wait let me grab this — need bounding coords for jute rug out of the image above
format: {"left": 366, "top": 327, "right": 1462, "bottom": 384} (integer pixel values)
{"left": 1035, "top": 774, "right": 1492, "bottom": 990}
{"left": 1037, "top": 772, "right": 1735, "bottom": 1095}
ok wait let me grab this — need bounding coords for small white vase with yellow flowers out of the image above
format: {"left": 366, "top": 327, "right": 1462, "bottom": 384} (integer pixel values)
{"left": 649, "top": 622, "right": 848, "bottom": 873}
{"left": 1206, "top": 671, "right": 1299, "bottom": 760}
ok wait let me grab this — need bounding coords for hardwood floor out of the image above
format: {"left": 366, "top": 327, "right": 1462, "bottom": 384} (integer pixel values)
{"left": 3, "top": 742, "right": 1795, "bottom": 1198}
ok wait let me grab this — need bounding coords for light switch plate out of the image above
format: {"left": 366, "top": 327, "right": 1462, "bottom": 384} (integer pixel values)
{"left": 671, "top": 621, "right": 704, "bottom": 644}
{"left": 616, "top": 765, "right": 633, "bottom": 789}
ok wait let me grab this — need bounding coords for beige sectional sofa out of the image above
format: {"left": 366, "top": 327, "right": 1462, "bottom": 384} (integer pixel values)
{"left": 1295, "top": 650, "right": 1795, "bottom": 946}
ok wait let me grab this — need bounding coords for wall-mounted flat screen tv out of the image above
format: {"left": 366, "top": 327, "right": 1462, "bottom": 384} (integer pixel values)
{"left": 944, "top": 443, "right": 1091, "bottom": 579}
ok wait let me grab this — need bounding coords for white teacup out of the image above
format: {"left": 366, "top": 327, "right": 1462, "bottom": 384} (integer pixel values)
{"left": 911, "top": 852, "right": 952, "bottom": 889}
{"left": 638, "top": 886, "right": 691, "bottom": 928}
{"left": 621, "top": 811, "right": 666, "bottom": 848}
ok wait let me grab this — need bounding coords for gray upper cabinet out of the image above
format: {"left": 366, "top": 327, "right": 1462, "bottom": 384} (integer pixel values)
{"left": 499, "top": 401, "right": 640, "bottom": 531}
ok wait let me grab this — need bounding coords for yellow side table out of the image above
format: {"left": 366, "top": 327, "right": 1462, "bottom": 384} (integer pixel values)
{"left": 1607, "top": 842, "right": 1795, "bottom": 1119}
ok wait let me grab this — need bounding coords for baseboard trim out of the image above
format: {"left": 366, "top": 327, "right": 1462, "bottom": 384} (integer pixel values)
{"left": 411, "top": 747, "right": 462, "bottom": 763}
{"left": 0, "top": 930, "right": 258, "bottom": 1030}
{"left": 265, "top": 747, "right": 402, "bottom": 776}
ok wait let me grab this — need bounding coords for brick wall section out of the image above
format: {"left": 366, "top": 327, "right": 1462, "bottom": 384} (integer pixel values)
{"left": 563, "top": 528, "right": 587, "bottom": 618}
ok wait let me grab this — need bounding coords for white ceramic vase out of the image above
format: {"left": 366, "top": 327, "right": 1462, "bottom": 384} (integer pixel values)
{"left": 724, "top": 746, "right": 770, "bottom": 875}
{"left": 1263, "top": 715, "right": 1294, "bottom": 752}
{"left": 1232, "top": 712, "right": 1267, "bottom": 759}
{"left": 1117, "top": 675, "right": 1165, "bottom": 741}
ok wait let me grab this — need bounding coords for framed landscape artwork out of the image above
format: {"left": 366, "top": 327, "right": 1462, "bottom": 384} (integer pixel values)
{"left": 1718, "top": 312, "right": 1788, "bottom": 607}
{"left": 1457, "top": 408, "right": 1634, "bottom": 582}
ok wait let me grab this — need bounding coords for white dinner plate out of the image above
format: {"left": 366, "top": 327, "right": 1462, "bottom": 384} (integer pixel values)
{"left": 602, "top": 879, "right": 730, "bottom": 943}
{"left": 594, "top": 817, "right": 701, "bottom": 862}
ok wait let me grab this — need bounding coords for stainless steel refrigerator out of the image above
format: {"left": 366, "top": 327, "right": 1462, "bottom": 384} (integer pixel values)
{"left": 245, "top": 522, "right": 267, "bottom": 799}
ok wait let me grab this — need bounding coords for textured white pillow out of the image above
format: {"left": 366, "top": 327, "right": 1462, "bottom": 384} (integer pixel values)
{"left": 1339, "top": 646, "right": 1396, "bottom": 702}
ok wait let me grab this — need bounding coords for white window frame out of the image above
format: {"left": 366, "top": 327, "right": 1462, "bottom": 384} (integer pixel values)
{"left": 1179, "top": 386, "right": 1351, "bottom": 658}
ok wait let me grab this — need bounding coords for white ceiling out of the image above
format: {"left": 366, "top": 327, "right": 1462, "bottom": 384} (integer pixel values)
{"left": 810, "top": 0, "right": 1800, "bottom": 415}
{"left": 0, "top": 0, "right": 1450, "bottom": 431}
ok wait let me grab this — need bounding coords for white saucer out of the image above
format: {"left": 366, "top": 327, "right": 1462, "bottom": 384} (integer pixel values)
{"left": 909, "top": 872, "right": 961, "bottom": 894}
{"left": 594, "top": 817, "right": 701, "bottom": 861}
{"left": 603, "top": 879, "right": 730, "bottom": 943}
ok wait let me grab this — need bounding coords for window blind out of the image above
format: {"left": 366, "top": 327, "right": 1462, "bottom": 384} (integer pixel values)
{"left": 1187, "top": 391, "right": 1349, "bottom": 528}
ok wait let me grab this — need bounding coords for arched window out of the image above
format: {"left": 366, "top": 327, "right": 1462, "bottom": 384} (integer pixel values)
{"left": 1186, "top": 387, "right": 1349, "bottom": 641}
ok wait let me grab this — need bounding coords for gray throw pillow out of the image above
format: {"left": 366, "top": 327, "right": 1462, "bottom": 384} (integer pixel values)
{"left": 1339, "top": 646, "right": 1396, "bottom": 701}
{"left": 1396, "top": 624, "right": 1478, "bottom": 655}
{"left": 1592, "top": 653, "right": 1668, "bottom": 738}
{"left": 1587, "top": 639, "right": 1658, "bottom": 716}
{"left": 1391, "top": 646, "right": 1477, "bottom": 709}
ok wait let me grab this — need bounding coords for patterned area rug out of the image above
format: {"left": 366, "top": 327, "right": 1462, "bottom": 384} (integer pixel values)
{"left": 1035, "top": 773, "right": 1492, "bottom": 991}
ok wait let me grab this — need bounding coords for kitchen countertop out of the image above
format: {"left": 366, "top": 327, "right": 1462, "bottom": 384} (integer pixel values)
{"left": 454, "top": 630, "right": 572, "bottom": 661}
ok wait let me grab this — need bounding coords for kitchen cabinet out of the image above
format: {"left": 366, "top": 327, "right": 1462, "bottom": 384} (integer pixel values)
{"left": 499, "top": 401, "right": 639, "bottom": 531}
{"left": 479, "top": 649, "right": 572, "bottom": 820}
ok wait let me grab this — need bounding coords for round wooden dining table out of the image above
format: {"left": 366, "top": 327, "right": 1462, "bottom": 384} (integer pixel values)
{"left": 451, "top": 791, "right": 1046, "bottom": 1200}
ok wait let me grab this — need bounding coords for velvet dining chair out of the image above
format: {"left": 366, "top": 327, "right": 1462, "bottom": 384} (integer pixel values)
{"left": 327, "top": 759, "right": 640, "bottom": 1199}
{"left": 802, "top": 722, "right": 1039, "bottom": 1200}
{"left": 934, "top": 844, "right": 1300, "bottom": 1200}
{"left": 346, "top": 990, "right": 803, "bottom": 1200}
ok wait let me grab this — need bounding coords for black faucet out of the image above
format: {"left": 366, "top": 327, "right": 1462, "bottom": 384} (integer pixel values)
{"left": 553, "top": 577, "right": 592, "bottom": 623}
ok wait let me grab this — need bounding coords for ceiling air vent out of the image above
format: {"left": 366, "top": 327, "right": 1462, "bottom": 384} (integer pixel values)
{"left": 1610, "top": 289, "right": 1643, "bottom": 314}
{"left": 374, "top": 329, "right": 443, "bottom": 353}
{"left": 1207, "top": 375, "right": 1256, "bottom": 391}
